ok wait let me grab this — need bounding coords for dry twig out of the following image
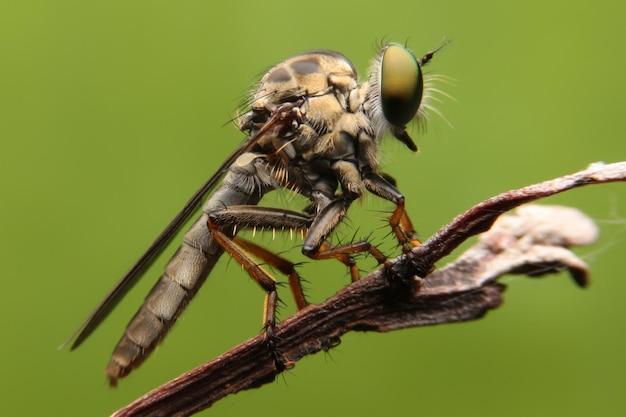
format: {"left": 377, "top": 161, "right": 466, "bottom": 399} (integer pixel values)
{"left": 111, "top": 161, "right": 625, "bottom": 417}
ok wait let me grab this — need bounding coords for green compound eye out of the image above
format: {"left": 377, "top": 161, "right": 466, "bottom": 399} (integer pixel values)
{"left": 379, "top": 44, "right": 424, "bottom": 127}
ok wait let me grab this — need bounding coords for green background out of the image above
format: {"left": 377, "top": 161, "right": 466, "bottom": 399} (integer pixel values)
{"left": 2, "top": 1, "right": 625, "bottom": 416}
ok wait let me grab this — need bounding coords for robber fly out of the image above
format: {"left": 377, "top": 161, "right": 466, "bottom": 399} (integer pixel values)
{"left": 67, "top": 42, "right": 447, "bottom": 385}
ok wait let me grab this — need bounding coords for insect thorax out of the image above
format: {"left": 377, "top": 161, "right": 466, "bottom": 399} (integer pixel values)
{"left": 237, "top": 43, "right": 441, "bottom": 208}
{"left": 239, "top": 51, "right": 378, "bottom": 189}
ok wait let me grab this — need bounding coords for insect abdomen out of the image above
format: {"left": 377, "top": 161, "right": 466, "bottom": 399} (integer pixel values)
{"left": 105, "top": 214, "right": 223, "bottom": 385}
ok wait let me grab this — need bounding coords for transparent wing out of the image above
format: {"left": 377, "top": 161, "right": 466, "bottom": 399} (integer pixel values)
{"left": 65, "top": 101, "right": 303, "bottom": 350}
{"left": 64, "top": 120, "right": 281, "bottom": 349}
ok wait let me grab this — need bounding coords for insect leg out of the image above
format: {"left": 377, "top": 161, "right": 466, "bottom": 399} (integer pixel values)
{"left": 362, "top": 169, "right": 420, "bottom": 252}
{"left": 233, "top": 236, "right": 308, "bottom": 310}
{"left": 208, "top": 206, "right": 314, "bottom": 325}
{"left": 208, "top": 225, "right": 281, "bottom": 332}
{"left": 313, "top": 240, "right": 386, "bottom": 282}
{"left": 302, "top": 198, "right": 387, "bottom": 282}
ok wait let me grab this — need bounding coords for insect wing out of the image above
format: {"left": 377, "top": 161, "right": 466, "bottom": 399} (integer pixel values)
{"left": 66, "top": 106, "right": 299, "bottom": 349}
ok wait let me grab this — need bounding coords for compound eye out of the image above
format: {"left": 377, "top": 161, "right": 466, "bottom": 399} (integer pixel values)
{"left": 379, "top": 44, "right": 424, "bottom": 127}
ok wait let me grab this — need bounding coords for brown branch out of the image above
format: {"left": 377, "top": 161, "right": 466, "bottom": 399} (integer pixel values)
{"left": 111, "top": 161, "right": 626, "bottom": 417}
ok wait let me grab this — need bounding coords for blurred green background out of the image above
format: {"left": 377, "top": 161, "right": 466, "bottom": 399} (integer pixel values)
{"left": 2, "top": 1, "right": 625, "bottom": 416}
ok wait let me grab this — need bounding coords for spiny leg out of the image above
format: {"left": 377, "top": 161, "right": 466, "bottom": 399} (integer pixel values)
{"left": 233, "top": 236, "right": 308, "bottom": 310}
{"left": 313, "top": 241, "right": 387, "bottom": 282}
{"left": 363, "top": 170, "right": 420, "bottom": 252}
{"left": 211, "top": 203, "right": 386, "bottom": 310}
{"left": 209, "top": 200, "right": 394, "bottom": 350}
{"left": 208, "top": 221, "right": 281, "bottom": 336}
{"left": 208, "top": 206, "right": 314, "bottom": 325}
{"left": 207, "top": 205, "right": 325, "bottom": 371}
{"left": 303, "top": 198, "right": 388, "bottom": 282}
{"left": 210, "top": 204, "right": 385, "bottom": 300}
{"left": 208, "top": 220, "right": 303, "bottom": 371}
{"left": 390, "top": 204, "right": 421, "bottom": 248}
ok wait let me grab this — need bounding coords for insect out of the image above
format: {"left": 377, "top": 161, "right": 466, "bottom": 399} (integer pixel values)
{"left": 67, "top": 42, "right": 447, "bottom": 385}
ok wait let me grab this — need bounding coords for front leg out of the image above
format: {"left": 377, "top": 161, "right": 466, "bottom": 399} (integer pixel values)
{"left": 362, "top": 169, "right": 420, "bottom": 252}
